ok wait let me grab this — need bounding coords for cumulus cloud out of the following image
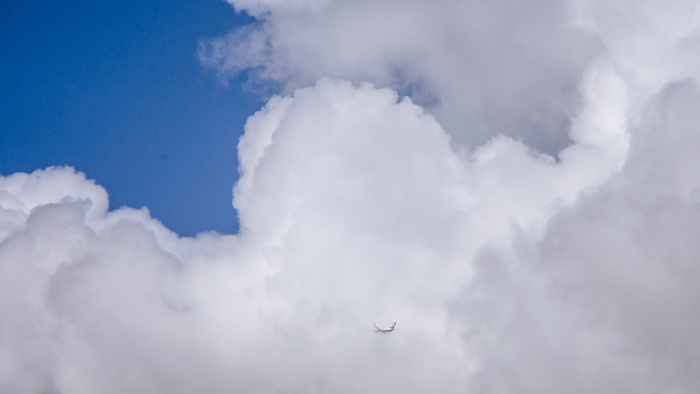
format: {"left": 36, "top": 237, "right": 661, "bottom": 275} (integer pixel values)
{"left": 200, "top": 0, "right": 604, "bottom": 152}
{"left": 458, "top": 80, "right": 700, "bottom": 393}
{"left": 3, "top": 0, "right": 700, "bottom": 392}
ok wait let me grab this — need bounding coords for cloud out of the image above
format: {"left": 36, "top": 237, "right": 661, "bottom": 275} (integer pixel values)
{"left": 200, "top": 0, "right": 604, "bottom": 153}
{"left": 4, "top": 0, "right": 700, "bottom": 392}
{"left": 458, "top": 79, "right": 700, "bottom": 393}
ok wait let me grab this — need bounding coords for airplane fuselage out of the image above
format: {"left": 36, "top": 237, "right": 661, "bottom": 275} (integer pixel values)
{"left": 374, "top": 322, "right": 396, "bottom": 333}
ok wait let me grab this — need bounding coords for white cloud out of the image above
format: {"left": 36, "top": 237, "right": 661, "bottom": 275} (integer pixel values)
{"left": 202, "top": 0, "right": 605, "bottom": 152}
{"left": 4, "top": 0, "right": 700, "bottom": 392}
{"left": 458, "top": 79, "right": 700, "bottom": 392}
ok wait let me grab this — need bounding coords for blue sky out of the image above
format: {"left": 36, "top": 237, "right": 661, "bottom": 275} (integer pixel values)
{"left": 1, "top": 0, "right": 260, "bottom": 236}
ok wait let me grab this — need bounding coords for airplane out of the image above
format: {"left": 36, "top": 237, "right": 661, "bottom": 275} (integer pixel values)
{"left": 374, "top": 322, "right": 396, "bottom": 333}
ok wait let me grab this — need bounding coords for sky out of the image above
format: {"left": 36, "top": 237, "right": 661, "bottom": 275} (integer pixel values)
{"left": 1, "top": 0, "right": 259, "bottom": 236}
{"left": 3, "top": 0, "right": 700, "bottom": 393}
